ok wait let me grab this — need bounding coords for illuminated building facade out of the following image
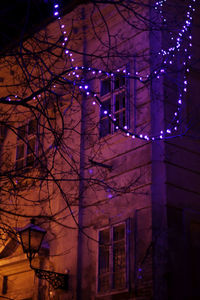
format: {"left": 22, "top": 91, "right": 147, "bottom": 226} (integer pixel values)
{"left": 0, "top": 1, "right": 199, "bottom": 299}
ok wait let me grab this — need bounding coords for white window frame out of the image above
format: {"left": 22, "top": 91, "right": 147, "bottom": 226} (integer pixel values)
{"left": 97, "top": 220, "right": 130, "bottom": 295}
{"left": 99, "top": 70, "right": 130, "bottom": 138}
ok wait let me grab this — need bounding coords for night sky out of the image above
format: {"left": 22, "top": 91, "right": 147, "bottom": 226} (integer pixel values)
{"left": 0, "top": 0, "right": 53, "bottom": 51}
{"left": 0, "top": 0, "right": 88, "bottom": 52}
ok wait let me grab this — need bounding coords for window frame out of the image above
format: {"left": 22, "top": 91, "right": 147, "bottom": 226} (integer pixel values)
{"left": 16, "top": 119, "right": 38, "bottom": 170}
{"left": 99, "top": 69, "right": 130, "bottom": 138}
{"left": 97, "top": 220, "right": 130, "bottom": 295}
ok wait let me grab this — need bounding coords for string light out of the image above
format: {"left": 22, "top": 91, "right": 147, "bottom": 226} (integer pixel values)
{"left": 1, "top": 0, "right": 195, "bottom": 142}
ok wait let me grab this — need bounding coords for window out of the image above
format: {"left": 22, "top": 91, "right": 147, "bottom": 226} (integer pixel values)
{"left": 99, "top": 73, "right": 129, "bottom": 138}
{"left": 16, "top": 119, "right": 37, "bottom": 169}
{"left": 2, "top": 276, "right": 7, "bottom": 294}
{"left": 98, "top": 222, "right": 129, "bottom": 294}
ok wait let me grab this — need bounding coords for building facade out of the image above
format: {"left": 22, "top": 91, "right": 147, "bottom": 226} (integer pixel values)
{"left": 0, "top": 1, "right": 199, "bottom": 300}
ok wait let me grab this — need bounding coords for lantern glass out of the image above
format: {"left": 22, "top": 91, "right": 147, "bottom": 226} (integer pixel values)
{"left": 19, "top": 222, "right": 46, "bottom": 259}
{"left": 19, "top": 228, "right": 30, "bottom": 253}
{"left": 30, "top": 228, "right": 46, "bottom": 253}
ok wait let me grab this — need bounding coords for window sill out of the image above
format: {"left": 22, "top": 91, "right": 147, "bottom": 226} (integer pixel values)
{"left": 96, "top": 287, "right": 129, "bottom": 298}
{"left": 99, "top": 130, "right": 134, "bottom": 147}
{"left": 99, "top": 128, "right": 126, "bottom": 140}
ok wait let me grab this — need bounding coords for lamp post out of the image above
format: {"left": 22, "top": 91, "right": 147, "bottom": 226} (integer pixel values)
{"left": 18, "top": 219, "right": 68, "bottom": 290}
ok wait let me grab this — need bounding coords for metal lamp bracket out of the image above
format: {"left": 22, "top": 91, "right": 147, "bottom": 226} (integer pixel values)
{"left": 33, "top": 266, "right": 68, "bottom": 290}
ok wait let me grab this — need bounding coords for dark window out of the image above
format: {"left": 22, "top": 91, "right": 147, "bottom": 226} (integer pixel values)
{"left": 101, "top": 78, "right": 111, "bottom": 96}
{"left": 100, "top": 99, "right": 111, "bottom": 138}
{"left": 98, "top": 223, "right": 128, "bottom": 294}
{"left": 114, "top": 75, "right": 125, "bottom": 90}
{"left": 16, "top": 120, "right": 37, "bottom": 169}
{"left": 2, "top": 276, "right": 7, "bottom": 294}
{"left": 113, "top": 224, "right": 126, "bottom": 289}
{"left": 28, "top": 119, "right": 37, "bottom": 135}
{"left": 16, "top": 143, "right": 25, "bottom": 169}
{"left": 17, "top": 125, "right": 26, "bottom": 139}
{"left": 99, "top": 229, "right": 110, "bottom": 292}
{"left": 27, "top": 137, "right": 36, "bottom": 166}
{"left": 114, "top": 92, "right": 126, "bottom": 131}
{"left": 16, "top": 143, "right": 25, "bottom": 160}
{"left": 99, "top": 72, "right": 129, "bottom": 137}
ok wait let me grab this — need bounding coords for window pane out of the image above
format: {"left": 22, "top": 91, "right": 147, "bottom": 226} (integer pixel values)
{"left": 114, "top": 113, "right": 120, "bottom": 132}
{"left": 114, "top": 75, "right": 125, "bottom": 90}
{"left": 28, "top": 119, "right": 37, "bottom": 135}
{"left": 114, "top": 92, "right": 125, "bottom": 113}
{"left": 16, "top": 159, "right": 24, "bottom": 169}
{"left": 99, "top": 229, "right": 110, "bottom": 292}
{"left": 122, "top": 93, "right": 126, "bottom": 108}
{"left": 101, "top": 79, "right": 111, "bottom": 96}
{"left": 113, "top": 241, "right": 126, "bottom": 272}
{"left": 99, "top": 229, "right": 110, "bottom": 272}
{"left": 113, "top": 224, "right": 126, "bottom": 289}
{"left": 115, "top": 96, "right": 120, "bottom": 112}
{"left": 0, "top": 126, "right": 5, "bottom": 138}
{"left": 114, "top": 111, "right": 126, "bottom": 129}
{"left": 99, "top": 245, "right": 109, "bottom": 274}
{"left": 100, "top": 99, "right": 111, "bottom": 137}
{"left": 100, "top": 118, "right": 111, "bottom": 137}
{"left": 16, "top": 143, "right": 24, "bottom": 159}
{"left": 18, "top": 125, "right": 26, "bottom": 139}
{"left": 26, "top": 154, "right": 35, "bottom": 167}
{"left": 113, "top": 269, "right": 126, "bottom": 289}
{"left": 100, "top": 228, "right": 110, "bottom": 244}
{"left": 100, "top": 99, "right": 111, "bottom": 118}
{"left": 27, "top": 138, "right": 36, "bottom": 155}
{"left": 27, "top": 137, "right": 36, "bottom": 166}
{"left": 123, "top": 110, "right": 126, "bottom": 127}
{"left": 113, "top": 224, "right": 125, "bottom": 241}
{"left": 98, "top": 274, "right": 110, "bottom": 293}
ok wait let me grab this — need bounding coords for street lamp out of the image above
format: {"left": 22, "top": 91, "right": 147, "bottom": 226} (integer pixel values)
{"left": 18, "top": 219, "right": 68, "bottom": 290}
